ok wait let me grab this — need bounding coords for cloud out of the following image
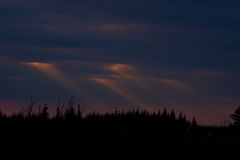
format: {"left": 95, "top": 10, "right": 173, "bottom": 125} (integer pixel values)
{"left": 1, "top": 0, "right": 240, "bottom": 69}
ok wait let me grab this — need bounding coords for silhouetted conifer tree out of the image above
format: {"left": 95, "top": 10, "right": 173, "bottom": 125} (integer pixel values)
{"left": 0, "top": 109, "right": 3, "bottom": 119}
{"left": 77, "top": 104, "right": 82, "bottom": 119}
{"left": 231, "top": 105, "right": 240, "bottom": 126}
{"left": 65, "top": 97, "right": 77, "bottom": 120}
{"left": 170, "top": 110, "right": 176, "bottom": 121}
{"left": 23, "top": 98, "right": 36, "bottom": 119}
{"left": 191, "top": 116, "right": 197, "bottom": 127}
{"left": 162, "top": 108, "right": 168, "bottom": 119}
{"left": 38, "top": 104, "right": 49, "bottom": 120}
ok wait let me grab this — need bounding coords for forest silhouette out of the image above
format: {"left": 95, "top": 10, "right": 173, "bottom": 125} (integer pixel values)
{"left": 0, "top": 98, "right": 240, "bottom": 159}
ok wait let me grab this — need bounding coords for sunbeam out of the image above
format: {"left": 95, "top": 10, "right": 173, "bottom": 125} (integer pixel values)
{"left": 91, "top": 77, "right": 146, "bottom": 108}
{"left": 24, "top": 61, "right": 93, "bottom": 100}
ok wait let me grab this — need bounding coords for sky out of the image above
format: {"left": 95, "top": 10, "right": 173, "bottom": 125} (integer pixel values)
{"left": 0, "top": 0, "right": 240, "bottom": 125}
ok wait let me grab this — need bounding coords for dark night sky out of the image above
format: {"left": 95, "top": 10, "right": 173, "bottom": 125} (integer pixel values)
{"left": 1, "top": 0, "right": 240, "bottom": 124}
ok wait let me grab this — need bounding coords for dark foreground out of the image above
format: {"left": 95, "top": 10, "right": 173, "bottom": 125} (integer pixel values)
{"left": 0, "top": 109, "right": 240, "bottom": 159}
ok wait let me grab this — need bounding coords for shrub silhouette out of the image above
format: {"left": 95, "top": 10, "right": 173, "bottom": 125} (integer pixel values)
{"left": 55, "top": 101, "right": 65, "bottom": 120}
